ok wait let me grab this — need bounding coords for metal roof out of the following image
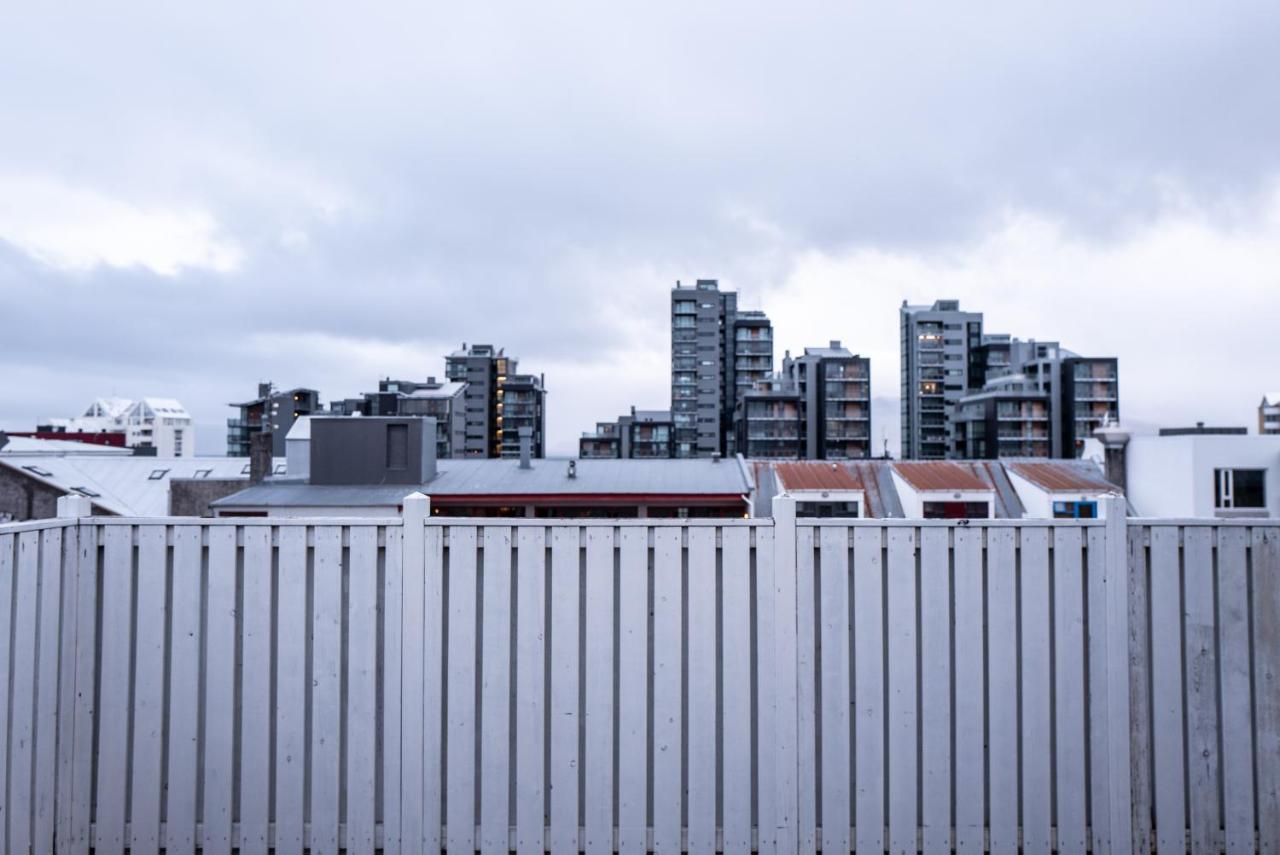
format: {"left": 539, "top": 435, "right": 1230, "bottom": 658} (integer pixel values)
{"left": 774, "top": 461, "right": 863, "bottom": 492}
{"left": 0, "top": 456, "right": 278, "bottom": 516}
{"left": 891, "top": 461, "right": 992, "bottom": 492}
{"left": 1005, "top": 460, "right": 1119, "bottom": 492}
{"left": 0, "top": 436, "right": 132, "bottom": 457}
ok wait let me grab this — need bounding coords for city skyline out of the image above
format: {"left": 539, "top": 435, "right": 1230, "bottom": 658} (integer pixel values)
{"left": 2, "top": 3, "right": 1279, "bottom": 455}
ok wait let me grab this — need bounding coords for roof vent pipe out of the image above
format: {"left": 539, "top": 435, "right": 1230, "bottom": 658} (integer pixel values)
{"left": 519, "top": 427, "right": 533, "bottom": 470}
{"left": 712, "top": 452, "right": 721, "bottom": 463}
{"left": 567, "top": 460, "right": 577, "bottom": 479}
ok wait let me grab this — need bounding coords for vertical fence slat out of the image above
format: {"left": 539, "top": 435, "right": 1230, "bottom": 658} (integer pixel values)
{"left": 1101, "top": 498, "right": 1134, "bottom": 855}
{"left": 481, "top": 526, "right": 513, "bottom": 855}
{"left": 447, "top": 526, "right": 479, "bottom": 855}
{"left": 94, "top": 525, "right": 134, "bottom": 854}
{"left": 202, "top": 526, "right": 237, "bottom": 855}
{"left": 853, "top": 526, "right": 884, "bottom": 855}
{"left": 400, "top": 501, "right": 426, "bottom": 855}
{"left": 165, "top": 526, "right": 202, "bottom": 855}
{"left": 1149, "top": 526, "right": 1186, "bottom": 854}
{"left": 721, "top": 526, "right": 752, "bottom": 855}
{"left": 754, "top": 526, "right": 778, "bottom": 855}
{"left": 310, "top": 526, "right": 343, "bottom": 854}
{"left": 618, "top": 527, "right": 648, "bottom": 855}
{"left": 549, "top": 526, "right": 581, "bottom": 855}
{"left": 9, "top": 531, "right": 40, "bottom": 855}
{"left": 0, "top": 534, "right": 12, "bottom": 852}
{"left": 986, "top": 526, "right": 1018, "bottom": 852}
{"left": 239, "top": 526, "right": 272, "bottom": 855}
{"left": 618, "top": 526, "right": 648, "bottom": 855}
{"left": 1020, "top": 527, "right": 1052, "bottom": 855}
{"left": 1253, "top": 526, "right": 1280, "bottom": 853}
{"left": 54, "top": 523, "right": 78, "bottom": 853}
{"left": 652, "top": 527, "right": 683, "bottom": 855}
{"left": 794, "top": 525, "right": 816, "bottom": 855}
{"left": 1183, "top": 526, "right": 1220, "bottom": 853}
{"left": 953, "top": 527, "right": 985, "bottom": 853}
{"left": 820, "top": 526, "right": 852, "bottom": 855}
{"left": 382, "top": 525, "right": 404, "bottom": 855}
{"left": 919, "top": 527, "right": 951, "bottom": 855}
{"left": 688, "top": 526, "right": 717, "bottom": 855}
{"left": 515, "top": 526, "right": 546, "bottom": 855}
{"left": 584, "top": 526, "right": 615, "bottom": 855}
{"left": 771, "top": 499, "right": 799, "bottom": 855}
{"left": 887, "top": 527, "right": 918, "bottom": 855}
{"left": 1216, "top": 527, "right": 1253, "bottom": 854}
{"left": 129, "top": 525, "right": 167, "bottom": 855}
{"left": 1053, "top": 527, "right": 1087, "bottom": 855}
{"left": 346, "top": 526, "right": 379, "bottom": 855}
{"left": 32, "top": 527, "right": 63, "bottom": 854}
{"left": 1086, "top": 527, "right": 1114, "bottom": 854}
{"left": 275, "top": 525, "right": 308, "bottom": 855}
{"left": 423, "top": 523, "right": 446, "bottom": 854}
{"left": 1124, "top": 524, "right": 1150, "bottom": 854}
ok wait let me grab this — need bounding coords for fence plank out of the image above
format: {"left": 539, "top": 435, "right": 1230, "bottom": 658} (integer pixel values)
{"left": 1183, "top": 526, "right": 1220, "bottom": 853}
{"left": 447, "top": 526, "right": 479, "bottom": 855}
{"left": 953, "top": 527, "right": 984, "bottom": 854}
{"left": 400, "top": 504, "right": 427, "bottom": 855}
{"left": 1216, "top": 527, "right": 1253, "bottom": 854}
{"left": 550, "top": 526, "right": 581, "bottom": 855}
{"left": 771, "top": 500, "right": 798, "bottom": 855}
{"left": 584, "top": 526, "right": 615, "bottom": 855}
{"left": 310, "top": 526, "right": 344, "bottom": 855}
{"left": 481, "top": 526, "right": 514, "bottom": 855}
{"left": 617, "top": 526, "right": 648, "bottom": 855}
{"left": 688, "top": 526, "right": 717, "bottom": 855}
{"left": 94, "top": 524, "right": 134, "bottom": 855}
{"left": 1253, "top": 527, "right": 1280, "bottom": 853}
{"left": 64, "top": 524, "right": 96, "bottom": 855}
{"left": 239, "top": 526, "right": 272, "bottom": 855}
{"left": 0, "top": 534, "right": 12, "bottom": 853}
{"left": 202, "top": 526, "right": 237, "bottom": 855}
{"left": 1125, "top": 525, "right": 1151, "bottom": 854}
{"left": 754, "top": 526, "right": 778, "bottom": 855}
{"left": 275, "top": 525, "right": 308, "bottom": 855}
{"left": 515, "top": 526, "right": 547, "bottom": 855}
{"left": 346, "top": 526, "right": 379, "bottom": 855}
{"left": 652, "top": 527, "right": 683, "bottom": 855}
{"left": 795, "top": 525, "right": 817, "bottom": 855}
{"left": 1020, "top": 527, "right": 1052, "bottom": 855}
{"left": 1086, "top": 528, "right": 1113, "bottom": 854}
{"left": 1148, "top": 526, "right": 1186, "bottom": 854}
{"left": 32, "top": 527, "right": 64, "bottom": 854}
{"left": 382, "top": 526, "right": 404, "bottom": 855}
{"left": 128, "top": 525, "right": 167, "bottom": 855}
{"left": 721, "top": 526, "right": 752, "bottom": 855}
{"left": 887, "top": 527, "right": 918, "bottom": 855}
{"left": 919, "top": 527, "right": 950, "bottom": 855}
{"left": 9, "top": 531, "right": 41, "bottom": 855}
{"left": 422, "top": 524, "right": 446, "bottom": 854}
{"left": 819, "top": 526, "right": 852, "bottom": 855}
{"left": 853, "top": 526, "right": 884, "bottom": 855}
{"left": 986, "top": 526, "right": 1018, "bottom": 852}
{"left": 165, "top": 526, "right": 203, "bottom": 855}
{"left": 1053, "top": 527, "right": 1087, "bottom": 855}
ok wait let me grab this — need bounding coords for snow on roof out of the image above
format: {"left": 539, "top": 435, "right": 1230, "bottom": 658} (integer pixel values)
{"left": 0, "top": 456, "right": 279, "bottom": 516}
{"left": 1263, "top": 393, "right": 1280, "bottom": 407}
{"left": 82, "top": 397, "right": 136, "bottom": 420}
{"left": 404, "top": 381, "right": 467, "bottom": 399}
{"left": 0, "top": 436, "right": 132, "bottom": 456}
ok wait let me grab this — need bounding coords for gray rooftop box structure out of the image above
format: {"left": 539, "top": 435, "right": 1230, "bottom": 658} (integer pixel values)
{"left": 309, "top": 416, "right": 437, "bottom": 486}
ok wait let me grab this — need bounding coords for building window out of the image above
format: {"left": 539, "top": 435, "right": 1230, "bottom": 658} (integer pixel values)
{"left": 1214, "top": 468, "right": 1266, "bottom": 509}
{"left": 1053, "top": 500, "right": 1098, "bottom": 519}
{"left": 796, "top": 501, "right": 860, "bottom": 518}
{"left": 922, "top": 501, "right": 990, "bottom": 519}
{"left": 387, "top": 424, "right": 409, "bottom": 470}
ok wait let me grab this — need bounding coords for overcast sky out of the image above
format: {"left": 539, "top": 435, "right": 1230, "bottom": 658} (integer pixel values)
{"left": 2, "top": 2, "right": 1278, "bottom": 456}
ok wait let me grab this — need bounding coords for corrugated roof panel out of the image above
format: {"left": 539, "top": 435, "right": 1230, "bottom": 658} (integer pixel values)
{"left": 774, "top": 461, "right": 863, "bottom": 492}
{"left": 891, "top": 461, "right": 991, "bottom": 492}
{"left": 1006, "top": 460, "right": 1119, "bottom": 492}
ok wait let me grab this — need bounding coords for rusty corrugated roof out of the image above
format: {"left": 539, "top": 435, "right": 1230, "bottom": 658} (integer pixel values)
{"left": 1006, "top": 460, "right": 1118, "bottom": 492}
{"left": 775, "top": 461, "right": 864, "bottom": 492}
{"left": 892, "top": 461, "right": 992, "bottom": 492}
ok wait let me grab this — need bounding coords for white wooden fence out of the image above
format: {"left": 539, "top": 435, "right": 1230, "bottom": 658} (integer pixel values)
{"left": 0, "top": 495, "right": 1277, "bottom": 853}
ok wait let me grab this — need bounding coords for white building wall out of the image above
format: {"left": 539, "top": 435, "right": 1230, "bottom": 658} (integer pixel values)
{"left": 1128, "top": 434, "right": 1280, "bottom": 518}
{"left": 889, "top": 470, "right": 994, "bottom": 518}
{"left": 1006, "top": 470, "right": 1116, "bottom": 520}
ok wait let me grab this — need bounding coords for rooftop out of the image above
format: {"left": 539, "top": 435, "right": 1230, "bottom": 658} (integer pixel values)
{"left": 1006, "top": 460, "right": 1119, "bottom": 492}
{"left": 892, "top": 461, "right": 992, "bottom": 492}
{"left": 774, "top": 461, "right": 863, "bottom": 492}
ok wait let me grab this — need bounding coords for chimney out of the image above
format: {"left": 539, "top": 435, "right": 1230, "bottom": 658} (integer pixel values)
{"left": 1094, "top": 423, "right": 1131, "bottom": 494}
{"left": 420, "top": 416, "right": 438, "bottom": 483}
{"left": 519, "top": 427, "right": 533, "bottom": 470}
{"left": 830, "top": 340, "right": 840, "bottom": 349}
{"left": 249, "top": 431, "right": 273, "bottom": 483}
{"left": 257, "top": 381, "right": 272, "bottom": 399}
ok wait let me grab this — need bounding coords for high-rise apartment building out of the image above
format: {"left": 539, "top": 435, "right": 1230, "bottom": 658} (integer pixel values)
{"left": 328, "top": 377, "right": 467, "bottom": 459}
{"left": 228, "top": 384, "right": 321, "bottom": 457}
{"left": 444, "top": 343, "right": 546, "bottom": 458}
{"left": 671, "top": 279, "right": 772, "bottom": 457}
{"left": 900, "top": 300, "right": 984, "bottom": 459}
{"left": 1262, "top": 393, "right": 1280, "bottom": 435}
{"left": 579, "top": 408, "right": 675, "bottom": 459}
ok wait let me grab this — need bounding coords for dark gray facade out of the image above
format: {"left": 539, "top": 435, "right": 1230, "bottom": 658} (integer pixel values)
{"left": 445, "top": 343, "right": 547, "bottom": 459}
{"left": 579, "top": 408, "right": 674, "bottom": 459}
{"left": 671, "top": 279, "right": 772, "bottom": 458}
{"left": 227, "top": 383, "right": 322, "bottom": 457}
{"left": 309, "top": 417, "right": 437, "bottom": 486}
{"left": 328, "top": 377, "right": 466, "bottom": 459}
{"left": 900, "top": 300, "right": 983, "bottom": 460}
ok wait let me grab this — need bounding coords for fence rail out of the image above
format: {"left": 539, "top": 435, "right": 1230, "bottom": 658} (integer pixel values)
{"left": 0, "top": 495, "right": 1276, "bottom": 853}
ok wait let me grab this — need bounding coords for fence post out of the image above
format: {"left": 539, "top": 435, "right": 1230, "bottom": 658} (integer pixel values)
{"left": 56, "top": 495, "right": 92, "bottom": 520}
{"left": 771, "top": 493, "right": 799, "bottom": 855}
{"left": 1102, "top": 495, "right": 1134, "bottom": 853}
{"left": 399, "top": 492, "right": 430, "bottom": 854}
{"left": 54, "top": 493, "right": 92, "bottom": 852}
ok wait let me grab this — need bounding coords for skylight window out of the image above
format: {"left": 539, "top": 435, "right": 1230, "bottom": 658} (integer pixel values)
{"left": 22, "top": 465, "right": 53, "bottom": 477}
{"left": 241, "top": 464, "right": 251, "bottom": 475}
{"left": 194, "top": 469, "right": 213, "bottom": 478}
{"left": 273, "top": 463, "right": 287, "bottom": 475}
{"left": 71, "top": 487, "right": 101, "bottom": 498}
{"left": 148, "top": 469, "right": 169, "bottom": 480}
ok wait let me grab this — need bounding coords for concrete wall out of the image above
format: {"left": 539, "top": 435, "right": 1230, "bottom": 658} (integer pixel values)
{"left": 0, "top": 468, "right": 64, "bottom": 522}
{"left": 1128, "top": 434, "right": 1280, "bottom": 518}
